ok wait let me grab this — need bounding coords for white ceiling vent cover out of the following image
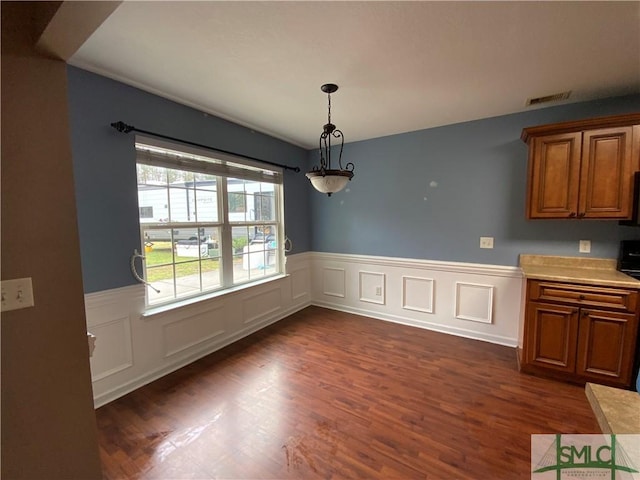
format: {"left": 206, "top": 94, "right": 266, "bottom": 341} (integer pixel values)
{"left": 526, "top": 91, "right": 572, "bottom": 106}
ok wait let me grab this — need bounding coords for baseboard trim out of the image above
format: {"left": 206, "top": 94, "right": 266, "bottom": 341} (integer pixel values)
{"left": 311, "top": 300, "right": 518, "bottom": 348}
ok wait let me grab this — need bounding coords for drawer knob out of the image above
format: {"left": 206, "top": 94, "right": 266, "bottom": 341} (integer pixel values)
{"left": 579, "top": 294, "right": 585, "bottom": 300}
{"left": 582, "top": 310, "right": 590, "bottom": 316}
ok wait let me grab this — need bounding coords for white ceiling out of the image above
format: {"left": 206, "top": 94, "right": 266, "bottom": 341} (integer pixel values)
{"left": 68, "top": 1, "right": 640, "bottom": 149}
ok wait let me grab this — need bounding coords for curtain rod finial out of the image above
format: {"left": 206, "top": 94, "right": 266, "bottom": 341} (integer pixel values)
{"left": 111, "top": 121, "right": 134, "bottom": 133}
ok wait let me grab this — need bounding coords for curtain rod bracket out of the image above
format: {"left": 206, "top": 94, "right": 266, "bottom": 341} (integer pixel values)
{"left": 110, "top": 120, "right": 301, "bottom": 173}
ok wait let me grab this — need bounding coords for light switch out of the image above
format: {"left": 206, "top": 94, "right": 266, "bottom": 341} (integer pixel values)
{"left": 1, "top": 277, "right": 35, "bottom": 312}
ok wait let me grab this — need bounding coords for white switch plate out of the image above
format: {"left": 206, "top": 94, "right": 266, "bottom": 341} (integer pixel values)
{"left": 1, "top": 277, "right": 35, "bottom": 312}
{"left": 480, "top": 237, "right": 494, "bottom": 249}
{"left": 579, "top": 240, "right": 591, "bottom": 253}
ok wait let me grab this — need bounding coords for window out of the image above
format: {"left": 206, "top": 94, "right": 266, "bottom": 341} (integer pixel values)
{"left": 136, "top": 137, "right": 284, "bottom": 307}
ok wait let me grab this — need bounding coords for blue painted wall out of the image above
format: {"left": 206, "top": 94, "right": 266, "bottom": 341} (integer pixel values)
{"left": 309, "top": 95, "right": 640, "bottom": 265}
{"left": 67, "top": 65, "right": 640, "bottom": 293}
{"left": 67, "top": 66, "right": 310, "bottom": 293}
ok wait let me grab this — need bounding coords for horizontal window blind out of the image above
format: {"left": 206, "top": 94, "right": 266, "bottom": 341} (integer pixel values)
{"left": 136, "top": 137, "right": 282, "bottom": 184}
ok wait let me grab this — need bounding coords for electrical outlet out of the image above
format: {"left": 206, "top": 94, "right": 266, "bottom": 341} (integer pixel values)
{"left": 480, "top": 237, "right": 494, "bottom": 249}
{"left": 1, "top": 277, "right": 35, "bottom": 312}
{"left": 579, "top": 240, "right": 591, "bottom": 253}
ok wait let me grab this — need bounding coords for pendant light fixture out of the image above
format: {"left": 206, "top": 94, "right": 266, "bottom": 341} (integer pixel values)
{"left": 306, "top": 83, "right": 354, "bottom": 196}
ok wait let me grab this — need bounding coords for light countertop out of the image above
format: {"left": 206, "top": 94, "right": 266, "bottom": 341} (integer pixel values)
{"left": 520, "top": 255, "right": 640, "bottom": 289}
{"left": 585, "top": 382, "right": 640, "bottom": 434}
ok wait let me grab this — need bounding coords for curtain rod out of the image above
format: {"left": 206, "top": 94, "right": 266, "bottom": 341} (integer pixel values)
{"left": 110, "top": 121, "right": 301, "bottom": 173}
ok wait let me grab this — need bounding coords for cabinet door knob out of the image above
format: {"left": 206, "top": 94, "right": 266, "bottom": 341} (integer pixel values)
{"left": 578, "top": 212, "right": 586, "bottom": 218}
{"left": 582, "top": 310, "right": 590, "bottom": 316}
{"left": 569, "top": 212, "right": 577, "bottom": 218}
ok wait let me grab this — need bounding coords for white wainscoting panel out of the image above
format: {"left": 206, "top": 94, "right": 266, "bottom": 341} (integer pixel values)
{"left": 290, "top": 265, "right": 311, "bottom": 301}
{"left": 162, "top": 305, "right": 226, "bottom": 358}
{"left": 243, "top": 287, "right": 282, "bottom": 324}
{"left": 402, "top": 276, "right": 435, "bottom": 314}
{"left": 85, "top": 284, "right": 142, "bottom": 383}
{"left": 359, "top": 271, "right": 386, "bottom": 305}
{"left": 310, "top": 252, "right": 523, "bottom": 347}
{"left": 323, "top": 267, "right": 346, "bottom": 298}
{"left": 89, "top": 315, "right": 133, "bottom": 381}
{"left": 454, "top": 282, "right": 494, "bottom": 324}
{"left": 85, "top": 253, "right": 312, "bottom": 407}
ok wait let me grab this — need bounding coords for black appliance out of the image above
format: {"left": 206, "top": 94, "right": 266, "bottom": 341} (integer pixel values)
{"left": 618, "top": 240, "right": 640, "bottom": 280}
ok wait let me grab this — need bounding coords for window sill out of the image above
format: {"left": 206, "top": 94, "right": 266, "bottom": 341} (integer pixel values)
{"left": 141, "top": 273, "right": 288, "bottom": 319}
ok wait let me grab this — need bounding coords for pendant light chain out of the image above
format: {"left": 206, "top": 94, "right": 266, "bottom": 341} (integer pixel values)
{"left": 326, "top": 91, "right": 332, "bottom": 170}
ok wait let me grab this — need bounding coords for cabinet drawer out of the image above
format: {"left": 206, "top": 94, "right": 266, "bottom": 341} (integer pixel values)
{"left": 528, "top": 280, "right": 638, "bottom": 312}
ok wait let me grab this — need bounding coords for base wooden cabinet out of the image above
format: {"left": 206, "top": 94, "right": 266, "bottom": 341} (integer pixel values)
{"left": 521, "top": 280, "right": 640, "bottom": 387}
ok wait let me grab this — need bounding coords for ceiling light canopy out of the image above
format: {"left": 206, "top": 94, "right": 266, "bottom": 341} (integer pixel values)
{"left": 306, "top": 84, "right": 354, "bottom": 196}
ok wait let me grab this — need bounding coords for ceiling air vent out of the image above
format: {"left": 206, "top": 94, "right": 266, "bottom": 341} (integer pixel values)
{"left": 526, "top": 91, "right": 571, "bottom": 106}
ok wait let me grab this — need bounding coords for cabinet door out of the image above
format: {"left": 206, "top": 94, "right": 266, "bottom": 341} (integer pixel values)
{"left": 576, "top": 308, "right": 638, "bottom": 386}
{"left": 525, "top": 301, "right": 579, "bottom": 372}
{"left": 579, "top": 127, "right": 633, "bottom": 219}
{"left": 528, "top": 133, "right": 582, "bottom": 218}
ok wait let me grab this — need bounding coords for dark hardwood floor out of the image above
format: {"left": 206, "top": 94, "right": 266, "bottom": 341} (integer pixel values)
{"left": 97, "top": 306, "right": 599, "bottom": 479}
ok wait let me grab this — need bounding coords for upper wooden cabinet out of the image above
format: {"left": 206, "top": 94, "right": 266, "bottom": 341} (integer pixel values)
{"left": 522, "top": 114, "right": 640, "bottom": 220}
